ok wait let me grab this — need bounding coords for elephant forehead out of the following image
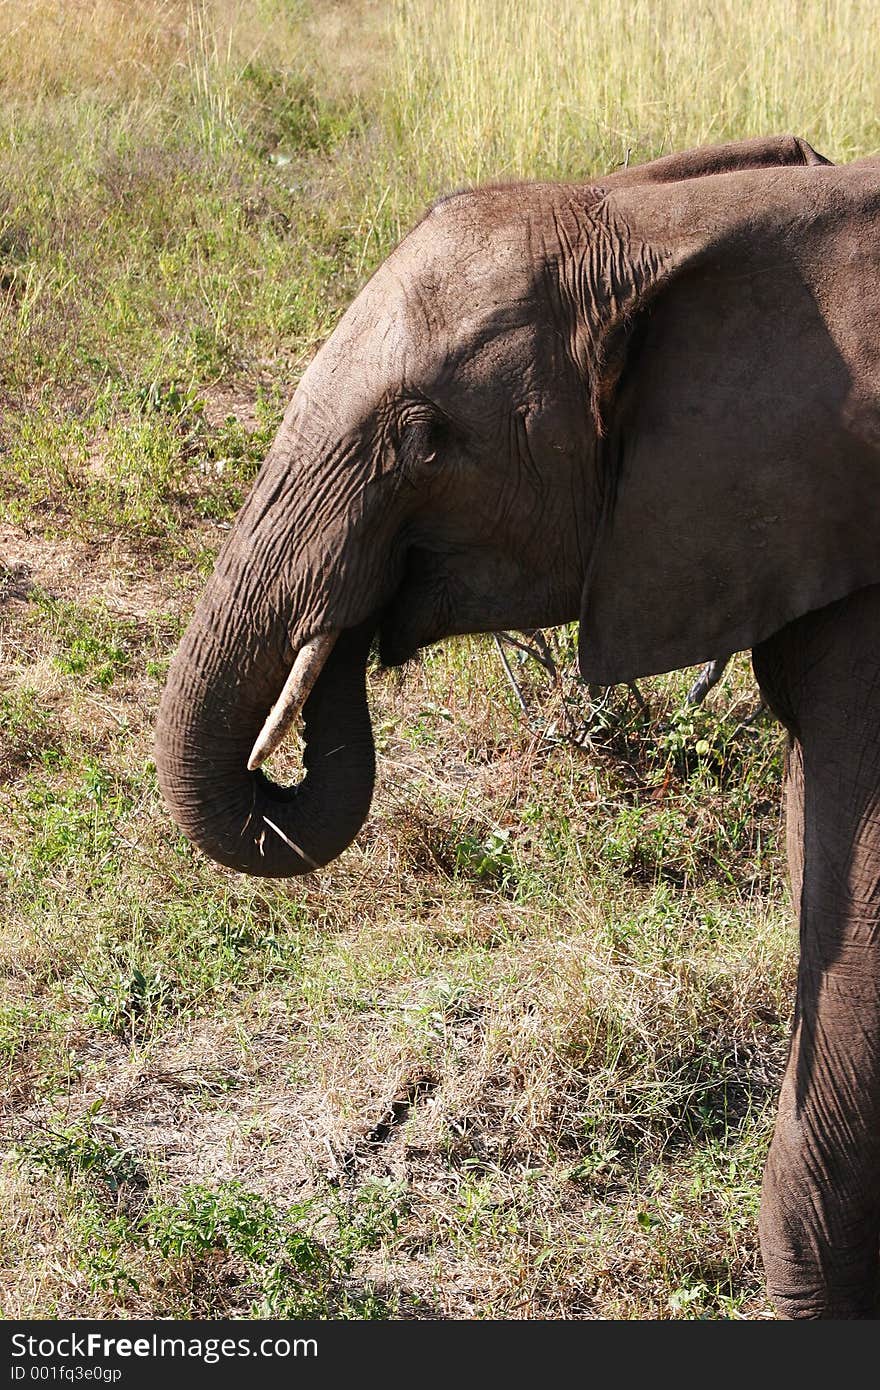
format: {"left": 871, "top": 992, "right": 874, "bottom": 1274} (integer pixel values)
{"left": 297, "top": 224, "right": 542, "bottom": 421}
{"left": 399, "top": 202, "right": 542, "bottom": 330}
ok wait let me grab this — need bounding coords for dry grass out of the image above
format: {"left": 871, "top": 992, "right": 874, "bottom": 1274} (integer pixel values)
{"left": 0, "top": 0, "right": 188, "bottom": 99}
{"left": 0, "top": 1, "right": 386, "bottom": 113}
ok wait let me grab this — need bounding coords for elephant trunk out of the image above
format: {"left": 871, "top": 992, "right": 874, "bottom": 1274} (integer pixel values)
{"left": 154, "top": 594, "right": 376, "bottom": 877}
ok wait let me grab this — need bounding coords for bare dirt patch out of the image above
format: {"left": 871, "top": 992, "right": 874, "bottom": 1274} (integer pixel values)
{"left": 0, "top": 522, "right": 169, "bottom": 619}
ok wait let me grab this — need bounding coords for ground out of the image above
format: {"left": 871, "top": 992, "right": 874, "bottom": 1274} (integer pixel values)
{"left": 3, "top": 0, "right": 875, "bottom": 1320}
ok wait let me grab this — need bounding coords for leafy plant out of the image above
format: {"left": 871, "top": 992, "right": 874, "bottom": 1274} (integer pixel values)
{"left": 145, "top": 1181, "right": 393, "bottom": 1319}
{"left": 18, "top": 1114, "right": 145, "bottom": 1193}
{"left": 455, "top": 827, "right": 516, "bottom": 886}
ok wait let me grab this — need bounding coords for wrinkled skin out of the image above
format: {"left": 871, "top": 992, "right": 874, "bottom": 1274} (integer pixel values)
{"left": 754, "top": 588, "right": 880, "bottom": 1317}
{"left": 156, "top": 135, "right": 880, "bottom": 1316}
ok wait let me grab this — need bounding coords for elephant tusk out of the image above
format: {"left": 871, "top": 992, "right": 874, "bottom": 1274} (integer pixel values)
{"left": 247, "top": 632, "right": 338, "bottom": 771}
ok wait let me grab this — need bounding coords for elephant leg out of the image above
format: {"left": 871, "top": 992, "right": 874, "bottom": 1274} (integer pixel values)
{"left": 752, "top": 586, "right": 880, "bottom": 1318}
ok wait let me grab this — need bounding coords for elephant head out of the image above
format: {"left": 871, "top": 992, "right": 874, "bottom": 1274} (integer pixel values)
{"left": 155, "top": 133, "right": 880, "bottom": 880}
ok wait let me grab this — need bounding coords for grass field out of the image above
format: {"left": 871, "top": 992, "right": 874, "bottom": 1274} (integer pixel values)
{"left": 1, "top": 0, "right": 878, "bottom": 1320}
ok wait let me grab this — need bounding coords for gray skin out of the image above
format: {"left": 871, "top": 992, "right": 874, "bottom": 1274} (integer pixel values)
{"left": 155, "top": 135, "right": 880, "bottom": 1317}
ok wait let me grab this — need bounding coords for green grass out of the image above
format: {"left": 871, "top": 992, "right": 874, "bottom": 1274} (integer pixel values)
{"left": 1, "top": 0, "right": 877, "bottom": 1320}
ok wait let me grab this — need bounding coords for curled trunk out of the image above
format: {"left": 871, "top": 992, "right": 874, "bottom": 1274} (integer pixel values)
{"left": 155, "top": 616, "right": 376, "bottom": 877}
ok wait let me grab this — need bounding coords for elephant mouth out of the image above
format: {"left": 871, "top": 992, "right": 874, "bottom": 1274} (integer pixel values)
{"left": 378, "top": 616, "right": 418, "bottom": 668}
{"left": 372, "top": 547, "right": 428, "bottom": 667}
{"left": 376, "top": 544, "right": 468, "bottom": 667}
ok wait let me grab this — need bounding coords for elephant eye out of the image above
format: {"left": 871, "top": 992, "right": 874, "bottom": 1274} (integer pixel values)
{"left": 399, "top": 411, "right": 448, "bottom": 472}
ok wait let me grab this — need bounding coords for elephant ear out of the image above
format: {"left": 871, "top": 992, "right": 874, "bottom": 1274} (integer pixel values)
{"left": 577, "top": 165, "right": 880, "bottom": 686}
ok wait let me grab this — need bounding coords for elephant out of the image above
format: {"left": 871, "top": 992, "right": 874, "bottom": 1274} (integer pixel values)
{"left": 155, "top": 134, "right": 880, "bottom": 1317}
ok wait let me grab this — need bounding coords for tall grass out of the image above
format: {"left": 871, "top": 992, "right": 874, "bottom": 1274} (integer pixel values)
{"left": 386, "top": 0, "right": 880, "bottom": 200}
{"left": 0, "top": 1, "right": 316, "bottom": 104}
